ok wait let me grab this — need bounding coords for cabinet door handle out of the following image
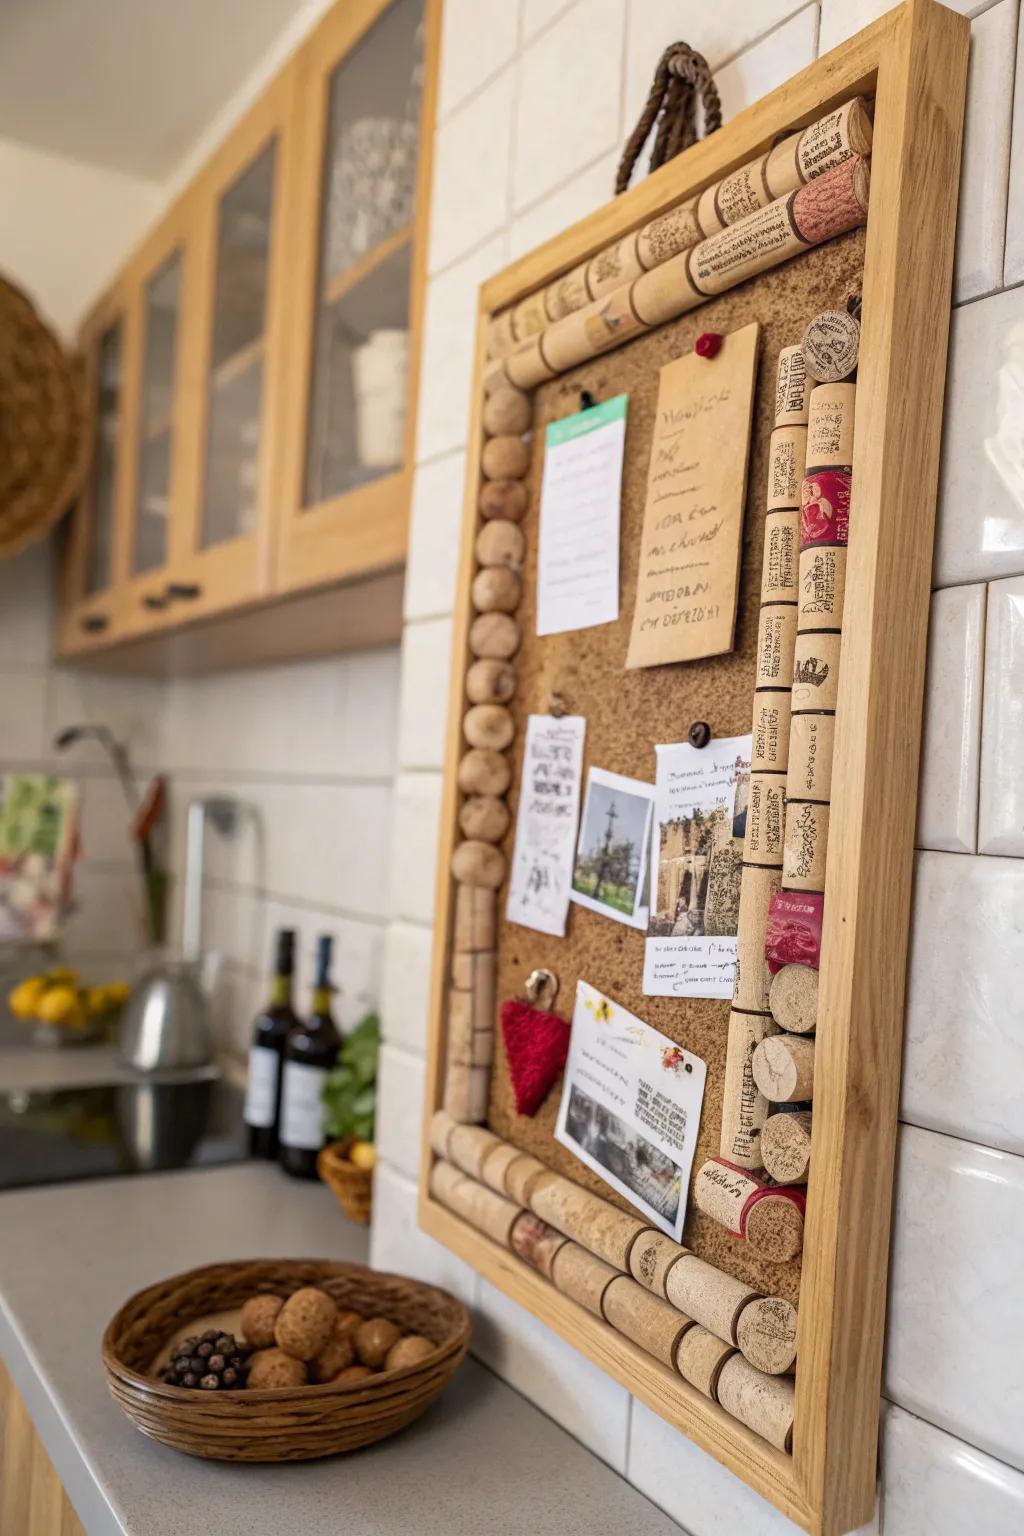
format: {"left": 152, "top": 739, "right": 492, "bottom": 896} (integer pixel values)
{"left": 142, "top": 592, "right": 168, "bottom": 611}
{"left": 80, "top": 614, "right": 109, "bottom": 633}
{"left": 165, "top": 582, "right": 201, "bottom": 601}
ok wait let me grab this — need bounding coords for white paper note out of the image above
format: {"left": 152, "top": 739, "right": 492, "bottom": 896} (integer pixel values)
{"left": 555, "top": 980, "right": 707, "bottom": 1240}
{"left": 506, "top": 714, "right": 586, "bottom": 936}
{"left": 643, "top": 734, "right": 752, "bottom": 999}
{"left": 537, "top": 394, "right": 628, "bottom": 637}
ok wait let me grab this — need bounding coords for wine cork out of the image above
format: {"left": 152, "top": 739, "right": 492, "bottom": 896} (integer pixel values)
{"left": 429, "top": 1158, "right": 519, "bottom": 1246}
{"left": 511, "top": 289, "right": 548, "bottom": 342}
{"left": 475, "top": 519, "right": 526, "bottom": 571}
{"left": 479, "top": 478, "right": 528, "bottom": 522}
{"left": 448, "top": 1123, "right": 502, "bottom": 1180}
{"left": 765, "top": 98, "right": 873, "bottom": 201}
{"left": 464, "top": 703, "right": 515, "bottom": 751}
{"left": 430, "top": 1109, "right": 456, "bottom": 1159}
{"left": 480, "top": 1139, "right": 524, "bottom": 1197}
{"left": 743, "top": 1194, "right": 805, "bottom": 1262}
{"left": 766, "top": 428, "right": 807, "bottom": 511}
{"left": 451, "top": 839, "right": 507, "bottom": 889}
{"left": 761, "top": 510, "right": 800, "bottom": 602}
{"left": 470, "top": 950, "right": 496, "bottom": 1034}
{"left": 676, "top": 1326, "right": 736, "bottom": 1400}
{"left": 486, "top": 308, "right": 517, "bottom": 358}
{"left": 783, "top": 798, "right": 829, "bottom": 890}
{"left": 735, "top": 1296, "right": 799, "bottom": 1376}
{"left": 694, "top": 1158, "right": 758, "bottom": 1233}
{"left": 472, "top": 1028, "right": 494, "bottom": 1067}
{"left": 664, "top": 1254, "right": 759, "bottom": 1345}
{"left": 755, "top": 605, "right": 797, "bottom": 689}
{"left": 716, "top": 1353, "right": 795, "bottom": 1451}
{"left": 744, "top": 774, "right": 785, "bottom": 868}
{"left": 786, "top": 712, "right": 835, "bottom": 803}
{"left": 482, "top": 387, "right": 532, "bottom": 437}
{"left": 792, "top": 629, "right": 841, "bottom": 710}
{"left": 482, "top": 355, "right": 512, "bottom": 395}
{"left": 631, "top": 252, "right": 703, "bottom": 327}
{"left": 544, "top": 260, "right": 592, "bottom": 321}
{"left": 602, "top": 1275, "right": 694, "bottom": 1368}
{"left": 550, "top": 1241, "right": 618, "bottom": 1317}
{"left": 505, "top": 1152, "right": 549, "bottom": 1207}
{"left": 733, "top": 863, "right": 780, "bottom": 1009}
{"left": 798, "top": 545, "right": 846, "bottom": 628}
{"left": 454, "top": 884, "right": 496, "bottom": 952}
{"left": 587, "top": 232, "right": 644, "bottom": 298}
{"left": 694, "top": 1159, "right": 806, "bottom": 1259}
{"left": 459, "top": 795, "right": 510, "bottom": 843}
{"left": 720, "top": 1008, "right": 776, "bottom": 1168}
{"left": 712, "top": 158, "right": 774, "bottom": 229}
{"left": 802, "top": 308, "right": 860, "bottom": 383}
{"left": 800, "top": 469, "right": 850, "bottom": 551}
{"left": 443, "top": 1060, "right": 485, "bottom": 1122}
{"left": 529, "top": 1173, "right": 652, "bottom": 1270}
{"left": 774, "top": 345, "right": 811, "bottom": 426}
{"left": 628, "top": 1230, "right": 689, "bottom": 1298}
{"left": 637, "top": 197, "right": 703, "bottom": 267}
{"left": 472, "top": 565, "right": 521, "bottom": 614}
{"left": 751, "top": 693, "right": 792, "bottom": 774}
{"left": 481, "top": 435, "right": 530, "bottom": 482}
{"left": 447, "top": 986, "right": 472, "bottom": 1065}
{"left": 752, "top": 1034, "right": 816, "bottom": 1103}
{"left": 468, "top": 612, "right": 520, "bottom": 660}
{"left": 467, "top": 1064, "right": 490, "bottom": 1121}
{"left": 806, "top": 381, "right": 856, "bottom": 470}
{"left": 466, "top": 658, "right": 516, "bottom": 706}
{"left": 542, "top": 284, "right": 647, "bottom": 374}
{"left": 457, "top": 748, "right": 511, "bottom": 797}
{"left": 505, "top": 335, "right": 556, "bottom": 390}
{"left": 761, "top": 1110, "right": 813, "bottom": 1184}
{"left": 769, "top": 963, "right": 819, "bottom": 1035}
{"left": 510, "top": 1211, "right": 569, "bottom": 1277}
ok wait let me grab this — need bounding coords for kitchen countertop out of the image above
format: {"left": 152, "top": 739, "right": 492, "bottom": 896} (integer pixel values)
{"left": 0, "top": 1011, "right": 148, "bottom": 1092}
{"left": 0, "top": 1163, "right": 683, "bottom": 1536}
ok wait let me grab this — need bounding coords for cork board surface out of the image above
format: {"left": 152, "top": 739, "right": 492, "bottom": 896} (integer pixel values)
{"left": 488, "top": 226, "right": 867, "bottom": 1306}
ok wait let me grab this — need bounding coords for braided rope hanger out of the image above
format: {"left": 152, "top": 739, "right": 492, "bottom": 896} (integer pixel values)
{"left": 616, "top": 41, "right": 721, "bottom": 194}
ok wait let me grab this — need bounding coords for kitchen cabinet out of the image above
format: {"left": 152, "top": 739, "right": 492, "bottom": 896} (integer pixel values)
{"left": 56, "top": 0, "right": 438, "bottom": 671}
{"left": 0, "top": 1360, "right": 85, "bottom": 1535}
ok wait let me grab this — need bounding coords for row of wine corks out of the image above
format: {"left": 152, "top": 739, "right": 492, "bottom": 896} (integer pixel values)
{"left": 486, "top": 98, "right": 873, "bottom": 357}
{"left": 428, "top": 1152, "right": 796, "bottom": 1451}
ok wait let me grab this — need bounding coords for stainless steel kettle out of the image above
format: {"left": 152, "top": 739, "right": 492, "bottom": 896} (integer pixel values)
{"left": 119, "top": 797, "right": 239, "bottom": 1072}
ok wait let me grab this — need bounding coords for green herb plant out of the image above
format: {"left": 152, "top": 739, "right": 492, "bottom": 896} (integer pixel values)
{"left": 322, "top": 1012, "right": 380, "bottom": 1143}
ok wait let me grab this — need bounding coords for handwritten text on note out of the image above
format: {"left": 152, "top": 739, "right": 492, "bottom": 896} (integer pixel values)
{"left": 626, "top": 324, "right": 760, "bottom": 669}
{"left": 505, "top": 714, "right": 586, "bottom": 937}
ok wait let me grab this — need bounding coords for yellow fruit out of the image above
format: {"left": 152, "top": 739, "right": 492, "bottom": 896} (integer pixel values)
{"left": 8, "top": 977, "right": 47, "bottom": 1019}
{"left": 84, "top": 986, "right": 110, "bottom": 1016}
{"left": 46, "top": 966, "right": 78, "bottom": 987}
{"left": 349, "top": 1141, "right": 376, "bottom": 1171}
{"left": 107, "top": 981, "right": 130, "bottom": 1005}
{"left": 36, "top": 985, "right": 79, "bottom": 1025}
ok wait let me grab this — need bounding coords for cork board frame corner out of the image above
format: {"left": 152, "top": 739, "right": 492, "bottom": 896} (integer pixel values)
{"left": 417, "top": 5, "right": 969, "bottom": 1533}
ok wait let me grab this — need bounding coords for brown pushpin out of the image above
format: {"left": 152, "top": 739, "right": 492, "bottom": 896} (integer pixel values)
{"left": 688, "top": 720, "right": 712, "bottom": 749}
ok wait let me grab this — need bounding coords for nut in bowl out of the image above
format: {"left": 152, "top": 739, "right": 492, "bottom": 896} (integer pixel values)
{"left": 103, "top": 1259, "right": 470, "bottom": 1461}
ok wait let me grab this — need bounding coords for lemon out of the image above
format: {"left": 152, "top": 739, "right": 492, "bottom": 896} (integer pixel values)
{"left": 46, "top": 966, "right": 78, "bottom": 987}
{"left": 349, "top": 1141, "right": 376, "bottom": 1171}
{"left": 84, "top": 986, "right": 111, "bottom": 1017}
{"left": 8, "top": 976, "right": 47, "bottom": 1019}
{"left": 107, "top": 981, "right": 130, "bottom": 1005}
{"left": 36, "top": 984, "right": 80, "bottom": 1025}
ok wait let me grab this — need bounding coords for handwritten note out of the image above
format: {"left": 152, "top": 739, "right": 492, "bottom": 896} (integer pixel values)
{"left": 537, "top": 395, "right": 627, "bottom": 636}
{"left": 626, "top": 324, "right": 760, "bottom": 669}
{"left": 506, "top": 714, "right": 586, "bottom": 936}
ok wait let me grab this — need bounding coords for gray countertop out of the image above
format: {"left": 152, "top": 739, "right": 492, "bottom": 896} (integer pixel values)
{"left": 0, "top": 1163, "right": 682, "bottom": 1536}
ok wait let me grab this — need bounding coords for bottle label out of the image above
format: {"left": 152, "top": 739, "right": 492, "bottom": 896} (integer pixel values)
{"left": 280, "top": 1062, "right": 327, "bottom": 1150}
{"left": 244, "top": 1045, "right": 279, "bottom": 1129}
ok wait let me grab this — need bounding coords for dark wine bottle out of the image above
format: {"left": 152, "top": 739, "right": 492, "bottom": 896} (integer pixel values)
{"left": 244, "top": 928, "right": 299, "bottom": 1159}
{"left": 279, "top": 934, "right": 341, "bottom": 1179}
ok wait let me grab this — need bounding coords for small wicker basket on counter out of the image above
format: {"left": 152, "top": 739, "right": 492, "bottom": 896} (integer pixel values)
{"left": 318, "top": 1138, "right": 374, "bottom": 1225}
{"left": 102, "top": 1258, "right": 470, "bottom": 1461}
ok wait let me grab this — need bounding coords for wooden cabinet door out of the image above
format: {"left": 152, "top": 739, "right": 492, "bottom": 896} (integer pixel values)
{"left": 273, "top": 0, "right": 439, "bottom": 595}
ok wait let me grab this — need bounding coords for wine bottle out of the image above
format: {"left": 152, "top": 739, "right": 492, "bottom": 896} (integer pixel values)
{"left": 244, "top": 928, "right": 299, "bottom": 1158}
{"left": 279, "top": 933, "right": 341, "bottom": 1179}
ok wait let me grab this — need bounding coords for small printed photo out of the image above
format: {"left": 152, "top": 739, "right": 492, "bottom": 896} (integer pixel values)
{"left": 648, "top": 754, "right": 748, "bottom": 940}
{"left": 562, "top": 1084, "right": 682, "bottom": 1225}
{"left": 570, "top": 767, "right": 655, "bottom": 930}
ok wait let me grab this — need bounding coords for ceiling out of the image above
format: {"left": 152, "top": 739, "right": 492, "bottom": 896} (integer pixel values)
{"left": 0, "top": 0, "right": 315, "bottom": 181}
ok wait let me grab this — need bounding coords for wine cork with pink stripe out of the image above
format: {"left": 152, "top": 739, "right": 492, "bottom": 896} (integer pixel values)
{"left": 694, "top": 1157, "right": 806, "bottom": 1262}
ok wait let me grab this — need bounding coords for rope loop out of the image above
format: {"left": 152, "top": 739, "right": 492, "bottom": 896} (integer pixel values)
{"left": 616, "top": 41, "right": 721, "bottom": 195}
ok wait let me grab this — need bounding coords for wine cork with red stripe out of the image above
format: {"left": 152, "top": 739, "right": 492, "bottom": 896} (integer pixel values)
{"left": 694, "top": 1158, "right": 806, "bottom": 1261}
{"left": 510, "top": 1211, "right": 569, "bottom": 1278}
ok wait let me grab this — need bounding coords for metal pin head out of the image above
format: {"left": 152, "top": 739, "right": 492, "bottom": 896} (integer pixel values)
{"left": 524, "top": 968, "right": 559, "bottom": 1011}
{"left": 688, "top": 720, "right": 712, "bottom": 749}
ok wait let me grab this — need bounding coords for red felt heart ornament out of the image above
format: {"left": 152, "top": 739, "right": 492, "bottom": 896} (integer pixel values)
{"left": 501, "top": 998, "right": 571, "bottom": 1117}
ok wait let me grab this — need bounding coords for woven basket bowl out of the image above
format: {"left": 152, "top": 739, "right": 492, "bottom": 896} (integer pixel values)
{"left": 102, "top": 1258, "right": 470, "bottom": 1462}
{"left": 318, "top": 1139, "right": 373, "bottom": 1225}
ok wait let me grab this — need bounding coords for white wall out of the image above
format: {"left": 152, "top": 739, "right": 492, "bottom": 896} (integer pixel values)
{"left": 369, "top": 2, "right": 1024, "bottom": 1533}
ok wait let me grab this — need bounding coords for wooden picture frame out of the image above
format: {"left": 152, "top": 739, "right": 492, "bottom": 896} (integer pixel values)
{"left": 417, "top": 5, "right": 968, "bottom": 1533}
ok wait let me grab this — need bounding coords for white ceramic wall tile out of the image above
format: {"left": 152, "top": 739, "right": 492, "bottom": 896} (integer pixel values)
{"left": 429, "top": 68, "right": 514, "bottom": 274}
{"left": 416, "top": 235, "right": 507, "bottom": 463}
{"left": 979, "top": 576, "right": 1024, "bottom": 853}
{"left": 1004, "top": 0, "right": 1024, "bottom": 281}
{"left": 903, "top": 851, "right": 1024, "bottom": 1156}
{"left": 952, "top": 0, "right": 1016, "bottom": 304}
{"left": 714, "top": 7, "right": 818, "bottom": 125}
{"left": 405, "top": 450, "right": 467, "bottom": 620}
{"left": 380, "top": 919, "right": 434, "bottom": 1053}
{"left": 437, "top": 0, "right": 519, "bottom": 118}
{"left": 397, "top": 617, "right": 454, "bottom": 771}
{"left": 209, "top": 959, "right": 264, "bottom": 1060}
{"left": 200, "top": 882, "right": 265, "bottom": 971}
{"left": 473, "top": 1276, "right": 632, "bottom": 1471}
{"left": 916, "top": 584, "right": 985, "bottom": 853}
{"left": 508, "top": 149, "right": 619, "bottom": 260}
{"left": 881, "top": 1402, "right": 1024, "bottom": 1536}
{"left": 49, "top": 669, "right": 166, "bottom": 766}
{"left": 521, "top": 0, "right": 576, "bottom": 44}
{"left": 819, "top": 0, "right": 991, "bottom": 53}
{"left": 513, "top": 0, "right": 625, "bottom": 211}
{"left": 62, "top": 863, "right": 146, "bottom": 957}
{"left": 73, "top": 772, "right": 143, "bottom": 866}
{"left": 0, "top": 541, "right": 53, "bottom": 670}
{"left": 369, "top": 1160, "right": 479, "bottom": 1307}
{"left": 886, "top": 1125, "right": 1024, "bottom": 1470}
{"left": 1, "top": 670, "right": 49, "bottom": 760}
{"left": 934, "top": 286, "right": 1024, "bottom": 585}
{"left": 388, "top": 772, "right": 443, "bottom": 925}
{"left": 335, "top": 646, "right": 403, "bottom": 779}
{"left": 375, "top": 1042, "right": 426, "bottom": 1180}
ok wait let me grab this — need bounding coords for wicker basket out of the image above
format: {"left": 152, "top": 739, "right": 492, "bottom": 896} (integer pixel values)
{"left": 102, "top": 1258, "right": 470, "bottom": 1461}
{"left": 318, "top": 1138, "right": 374, "bottom": 1225}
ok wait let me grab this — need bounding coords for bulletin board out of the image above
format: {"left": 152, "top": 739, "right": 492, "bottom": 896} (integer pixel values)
{"left": 418, "top": 5, "right": 967, "bottom": 1534}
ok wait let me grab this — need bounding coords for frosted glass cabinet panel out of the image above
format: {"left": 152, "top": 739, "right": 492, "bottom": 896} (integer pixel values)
{"left": 86, "top": 320, "right": 123, "bottom": 596}
{"left": 133, "top": 253, "right": 181, "bottom": 576}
